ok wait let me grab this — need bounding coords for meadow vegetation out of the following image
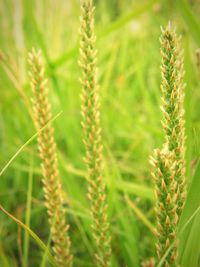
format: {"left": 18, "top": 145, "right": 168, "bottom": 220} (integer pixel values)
{"left": 0, "top": 0, "right": 200, "bottom": 267}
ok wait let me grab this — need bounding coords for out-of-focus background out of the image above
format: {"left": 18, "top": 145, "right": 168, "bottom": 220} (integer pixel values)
{"left": 0, "top": 0, "right": 200, "bottom": 266}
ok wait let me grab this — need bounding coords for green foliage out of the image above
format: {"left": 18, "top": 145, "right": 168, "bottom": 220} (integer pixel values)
{"left": 178, "top": 161, "right": 200, "bottom": 267}
{"left": 0, "top": 0, "right": 200, "bottom": 267}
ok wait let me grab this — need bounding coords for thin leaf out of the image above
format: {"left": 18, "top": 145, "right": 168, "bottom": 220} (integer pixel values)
{"left": 117, "top": 180, "right": 155, "bottom": 201}
{"left": 125, "top": 196, "right": 156, "bottom": 235}
{"left": 0, "top": 111, "right": 62, "bottom": 177}
{"left": 157, "top": 201, "right": 200, "bottom": 267}
{"left": 23, "top": 157, "right": 33, "bottom": 267}
{"left": 178, "top": 161, "right": 200, "bottom": 267}
{"left": 0, "top": 205, "right": 57, "bottom": 267}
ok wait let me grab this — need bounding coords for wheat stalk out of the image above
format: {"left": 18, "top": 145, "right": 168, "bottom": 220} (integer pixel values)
{"left": 79, "top": 1, "right": 112, "bottom": 266}
{"left": 28, "top": 49, "right": 72, "bottom": 267}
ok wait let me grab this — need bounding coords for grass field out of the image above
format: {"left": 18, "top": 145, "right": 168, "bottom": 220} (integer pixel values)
{"left": 0, "top": 0, "right": 200, "bottom": 266}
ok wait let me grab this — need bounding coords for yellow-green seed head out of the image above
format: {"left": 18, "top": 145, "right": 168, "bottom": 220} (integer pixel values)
{"left": 160, "top": 24, "right": 186, "bottom": 217}
{"left": 28, "top": 49, "right": 73, "bottom": 267}
{"left": 79, "top": 1, "right": 112, "bottom": 266}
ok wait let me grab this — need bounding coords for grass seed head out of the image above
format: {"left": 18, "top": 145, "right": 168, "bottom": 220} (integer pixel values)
{"left": 79, "top": 0, "right": 112, "bottom": 266}
{"left": 28, "top": 48, "right": 73, "bottom": 267}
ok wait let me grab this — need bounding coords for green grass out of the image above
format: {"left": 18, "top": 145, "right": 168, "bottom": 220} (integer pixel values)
{"left": 0, "top": 0, "right": 200, "bottom": 266}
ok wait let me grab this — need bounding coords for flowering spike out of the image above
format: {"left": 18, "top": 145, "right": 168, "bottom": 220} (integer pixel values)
{"left": 160, "top": 24, "right": 187, "bottom": 216}
{"left": 150, "top": 24, "right": 187, "bottom": 266}
{"left": 28, "top": 49, "right": 73, "bottom": 267}
{"left": 79, "top": 1, "right": 112, "bottom": 266}
{"left": 150, "top": 147, "right": 178, "bottom": 267}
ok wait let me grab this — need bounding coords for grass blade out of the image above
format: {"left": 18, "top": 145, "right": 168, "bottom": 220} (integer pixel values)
{"left": 23, "top": 157, "right": 33, "bottom": 267}
{"left": 0, "top": 111, "right": 62, "bottom": 177}
{"left": 40, "top": 232, "right": 52, "bottom": 267}
{"left": 178, "top": 161, "right": 200, "bottom": 267}
{"left": 116, "top": 180, "right": 154, "bottom": 201}
{"left": 125, "top": 196, "right": 156, "bottom": 235}
{"left": 0, "top": 205, "right": 57, "bottom": 267}
{"left": 157, "top": 200, "right": 200, "bottom": 267}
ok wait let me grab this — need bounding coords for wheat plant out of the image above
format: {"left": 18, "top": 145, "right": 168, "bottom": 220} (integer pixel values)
{"left": 28, "top": 49, "right": 73, "bottom": 267}
{"left": 79, "top": 0, "right": 112, "bottom": 266}
{"left": 150, "top": 24, "right": 187, "bottom": 267}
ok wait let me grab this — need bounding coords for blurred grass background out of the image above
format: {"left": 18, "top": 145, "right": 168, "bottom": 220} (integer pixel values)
{"left": 0, "top": 0, "right": 200, "bottom": 266}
